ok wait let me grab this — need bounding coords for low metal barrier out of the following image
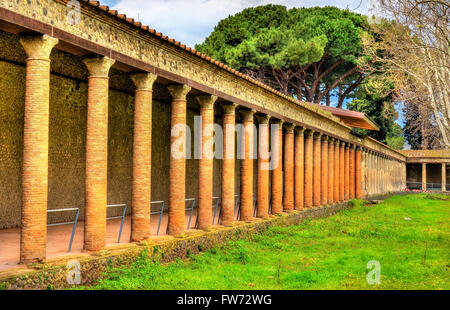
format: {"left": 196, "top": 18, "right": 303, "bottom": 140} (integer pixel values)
{"left": 407, "top": 181, "right": 444, "bottom": 191}
{"left": 107, "top": 204, "right": 127, "bottom": 243}
{"left": 234, "top": 195, "right": 240, "bottom": 221}
{"left": 47, "top": 208, "right": 80, "bottom": 253}
{"left": 185, "top": 198, "right": 196, "bottom": 230}
{"left": 150, "top": 201, "right": 165, "bottom": 236}
{"left": 212, "top": 197, "right": 221, "bottom": 225}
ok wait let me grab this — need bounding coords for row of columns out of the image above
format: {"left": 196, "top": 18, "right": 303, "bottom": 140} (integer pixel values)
{"left": 421, "top": 163, "right": 448, "bottom": 192}
{"left": 363, "top": 149, "right": 405, "bottom": 197}
{"left": 18, "top": 34, "right": 366, "bottom": 263}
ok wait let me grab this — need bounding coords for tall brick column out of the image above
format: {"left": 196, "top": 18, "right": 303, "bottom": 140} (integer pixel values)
{"left": 240, "top": 109, "right": 256, "bottom": 222}
{"left": 256, "top": 115, "right": 271, "bottom": 219}
{"left": 442, "top": 163, "right": 447, "bottom": 192}
{"left": 271, "top": 120, "right": 284, "bottom": 214}
{"left": 313, "top": 132, "right": 322, "bottom": 207}
{"left": 196, "top": 95, "right": 218, "bottom": 230}
{"left": 344, "top": 143, "right": 350, "bottom": 201}
{"left": 328, "top": 138, "right": 335, "bottom": 204}
{"left": 339, "top": 142, "right": 345, "bottom": 202}
{"left": 294, "top": 128, "right": 305, "bottom": 210}
{"left": 222, "top": 104, "right": 237, "bottom": 227}
{"left": 422, "top": 163, "right": 427, "bottom": 192}
{"left": 334, "top": 140, "right": 340, "bottom": 203}
{"left": 83, "top": 56, "right": 115, "bottom": 252}
{"left": 349, "top": 145, "right": 356, "bottom": 199}
{"left": 304, "top": 130, "right": 314, "bottom": 208}
{"left": 355, "top": 147, "right": 362, "bottom": 198}
{"left": 283, "top": 123, "right": 295, "bottom": 212}
{"left": 130, "top": 73, "right": 157, "bottom": 242}
{"left": 167, "top": 85, "right": 191, "bottom": 236}
{"left": 321, "top": 136, "right": 329, "bottom": 206}
{"left": 19, "top": 34, "right": 58, "bottom": 263}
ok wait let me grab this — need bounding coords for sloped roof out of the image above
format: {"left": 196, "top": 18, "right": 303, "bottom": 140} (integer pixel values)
{"left": 317, "top": 105, "right": 380, "bottom": 131}
{"left": 400, "top": 150, "right": 450, "bottom": 158}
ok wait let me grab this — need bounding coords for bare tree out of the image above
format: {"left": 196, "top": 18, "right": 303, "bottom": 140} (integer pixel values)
{"left": 366, "top": 0, "right": 450, "bottom": 148}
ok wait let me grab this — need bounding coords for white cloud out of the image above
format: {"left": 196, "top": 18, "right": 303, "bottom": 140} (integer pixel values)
{"left": 112, "top": 0, "right": 370, "bottom": 48}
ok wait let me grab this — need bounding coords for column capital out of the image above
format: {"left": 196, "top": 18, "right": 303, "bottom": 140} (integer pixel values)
{"left": 313, "top": 132, "right": 323, "bottom": 140}
{"left": 356, "top": 146, "right": 362, "bottom": 152}
{"left": 222, "top": 103, "right": 237, "bottom": 115}
{"left": 334, "top": 139, "right": 341, "bottom": 145}
{"left": 304, "top": 130, "right": 314, "bottom": 138}
{"left": 328, "top": 137, "right": 335, "bottom": 143}
{"left": 349, "top": 144, "right": 356, "bottom": 150}
{"left": 19, "top": 34, "right": 58, "bottom": 60}
{"left": 271, "top": 118, "right": 284, "bottom": 126}
{"left": 341, "top": 141, "right": 347, "bottom": 147}
{"left": 255, "top": 114, "right": 271, "bottom": 124}
{"left": 130, "top": 73, "right": 157, "bottom": 91}
{"left": 321, "top": 135, "right": 329, "bottom": 142}
{"left": 167, "top": 84, "right": 192, "bottom": 100}
{"left": 284, "top": 123, "right": 295, "bottom": 133}
{"left": 83, "top": 56, "right": 115, "bottom": 78}
{"left": 196, "top": 94, "right": 218, "bottom": 109}
{"left": 295, "top": 127, "right": 306, "bottom": 135}
{"left": 240, "top": 109, "right": 256, "bottom": 122}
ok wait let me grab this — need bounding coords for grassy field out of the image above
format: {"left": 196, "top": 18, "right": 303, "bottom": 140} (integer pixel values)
{"left": 81, "top": 194, "right": 449, "bottom": 290}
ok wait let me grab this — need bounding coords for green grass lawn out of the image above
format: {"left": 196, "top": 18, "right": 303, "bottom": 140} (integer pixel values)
{"left": 82, "top": 194, "right": 450, "bottom": 290}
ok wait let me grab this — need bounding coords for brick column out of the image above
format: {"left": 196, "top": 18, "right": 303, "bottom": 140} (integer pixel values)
{"left": 19, "top": 34, "right": 58, "bottom": 263}
{"left": 328, "top": 138, "right": 335, "bottom": 204}
{"left": 355, "top": 147, "right": 362, "bottom": 199}
{"left": 196, "top": 95, "right": 218, "bottom": 230}
{"left": 271, "top": 119, "right": 284, "bottom": 214}
{"left": 130, "top": 73, "right": 157, "bottom": 242}
{"left": 294, "top": 128, "right": 305, "bottom": 210}
{"left": 321, "top": 136, "right": 329, "bottom": 206}
{"left": 240, "top": 109, "right": 256, "bottom": 222}
{"left": 284, "top": 123, "right": 295, "bottom": 212}
{"left": 256, "top": 115, "right": 271, "bottom": 219}
{"left": 334, "top": 140, "right": 340, "bottom": 203}
{"left": 344, "top": 143, "right": 350, "bottom": 201}
{"left": 349, "top": 145, "right": 356, "bottom": 199}
{"left": 443, "top": 163, "right": 447, "bottom": 192}
{"left": 313, "top": 132, "right": 322, "bottom": 207}
{"left": 222, "top": 104, "right": 237, "bottom": 227}
{"left": 422, "top": 163, "right": 427, "bottom": 191}
{"left": 304, "top": 130, "right": 314, "bottom": 208}
{"left": 167, "top": 85, "right": 191, "bottom": 236}
{"left": 83, "top": 56, "right": 115, "bottom": 252}
{"left": 339, "top": 142, "right": 345, "bottom": 202}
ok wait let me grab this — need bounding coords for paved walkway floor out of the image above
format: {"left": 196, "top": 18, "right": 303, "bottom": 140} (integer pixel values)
{"left": 0, "top": 212, "right": 216, "bottom": 271}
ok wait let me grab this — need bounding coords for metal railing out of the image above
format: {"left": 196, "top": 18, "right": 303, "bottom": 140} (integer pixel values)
{"left": 406, "top": 181, "right": 445, "bottom": 191}
{"left": 212, "top": 197, "right": 221, "bottom": 225}
{"left": 185, "top": 198, "right": 197, "bottom": 230}
{"left": 234, "top": 195, "right": 241, "bottom": 221}
{"left": 151, "top": 201, "right": 165, "bottom": 236}
{"left": 47, "top": 208, "right": 80, "bottom": 253}
{"left": 107, "top": 204, "right": 127, "bottom": 243}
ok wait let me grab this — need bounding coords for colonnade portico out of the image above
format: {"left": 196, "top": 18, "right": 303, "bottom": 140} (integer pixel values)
{"left": 1, "top": 23, "right": 408, "bottom": 265}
